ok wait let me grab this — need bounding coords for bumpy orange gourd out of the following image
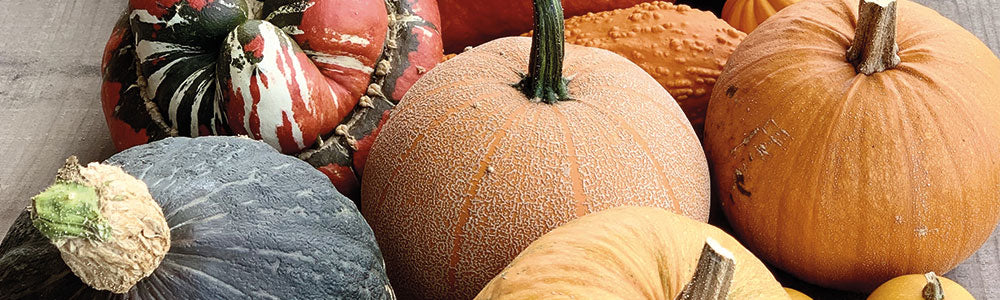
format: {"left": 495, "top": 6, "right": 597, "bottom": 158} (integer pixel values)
{"left": 526, "top": 1, "right": 745, "bottom": 135}
{"left": 361, "top": 0, "right": 710, "bottom": 298}
{"left": 721, "top": 0, "right": 799, "bottom": 33}
{"left": 867, "top": 273, "right": 973, "bottom": 300}
{"left": 475, "top": 207, "right": 787, "bottom": 299}
{"left": 705, "top": 0, "right": 1000, "bottom": 292}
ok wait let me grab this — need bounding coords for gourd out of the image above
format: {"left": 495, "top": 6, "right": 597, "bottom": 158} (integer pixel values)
{"left": 475, "top": 207, "right": 788, "bottom": 300}
{"left": 867, "top": 272, "right": 974, "bottom": 300}
{"left": 438, "top": 0, "right": 664, "bottom": 52}
{"left": 785, "top": 288, "right": 812, "bottom": 300}
{"left": 361, "top": 0, "right": 710, "bottom": 298}
{"left": 0, "top": 136, "right": 391, "bottom": 298}
{"left": 526, "top": 1, "right": 745, "bottom": 135}
{"left": 721, "top": 0, "right": 799, "bottom": 33}
{"left": 100, "top": 0, "right": 443, "bottom": 198}
{"left": 704, "top": 0, "right": 1000, "bottom": 292}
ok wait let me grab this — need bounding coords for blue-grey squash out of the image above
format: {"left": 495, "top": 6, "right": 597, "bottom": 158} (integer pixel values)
{"left": 0, "top": 136, "right": 392, "bottom": 299}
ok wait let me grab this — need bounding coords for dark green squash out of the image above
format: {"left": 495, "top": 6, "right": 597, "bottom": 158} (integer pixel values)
{"left": 0, "top": 136, "right": 391, "bottom": 299}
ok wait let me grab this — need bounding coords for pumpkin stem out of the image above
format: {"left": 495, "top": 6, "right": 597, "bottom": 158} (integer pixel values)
{"left": 846, "top": 0, "right": 900, "bottom": 75}
{"left": 676, "top": 237, "right": 735, "bottom": 300}
{"left": 922, "top": 272, "right": 945, "bottom": 300}
{"left": 30, "top": 156, "right": 112, "bottom": 242}
{"left": 518, "top": 0, "right": 571, "bottom": 104}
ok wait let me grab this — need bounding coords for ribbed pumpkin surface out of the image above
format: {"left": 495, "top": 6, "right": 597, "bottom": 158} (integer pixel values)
{"left": 705, "top": 0, "right": 1000, "bottom": 292}
{"left": 475, "top": 207, "right": 788, "bottom": 300}
{"left": 721, "top": 0, "right": 799, "bottom": 33}
{"left": 362, "top": 36, "right": 710, "bottom": 299}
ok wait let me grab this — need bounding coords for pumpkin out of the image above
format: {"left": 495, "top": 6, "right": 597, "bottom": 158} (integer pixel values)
{"left": 867, "top": 272, "right": 974, "bottom": 300}
{"left": 704, "top": 0, "right": 1000, "bottom": 292}
{"left": 361, "top": 0, "right": 710, "bottom": 298}
{"left": 438, "top": 0, "right": 666, "bottom": 52}
{"left": 785, "top": 288, "right": 812, "bottom": 300}
{"left": 525, "top": 1, "right": 745, "bottom": 135}
{"left": 100, "top": 0, "right": 443, "bottom": 198}
{"left": 721, "top": 0, "right": 799, "bottom": 33}
{"left": 0, "top": 136, "right": 391, "bottom": 298}
{"left": 475, "top": 207, "right": 787, "bottom": 299}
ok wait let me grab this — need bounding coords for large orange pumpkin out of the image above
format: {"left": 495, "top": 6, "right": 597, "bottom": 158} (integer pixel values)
{"left": 475, "top": 207, "right": 788, "bottom": 300}
{"left": 361, "top": 0, "right": 710, "bottom": 298}
{"left": 527, "top": 1, "right": 745, "bottom": 135}
{"left": 721, "top": 0, "right": 799, "bottom": 33}
{"left": 705, "top": 0, "right": 1000, "bottom": 292}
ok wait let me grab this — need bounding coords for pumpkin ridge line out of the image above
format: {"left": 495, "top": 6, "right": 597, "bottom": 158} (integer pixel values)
{"left": 550, "top": 105, "right": 587, "bottom": 217}
{"left": 577, "top": 101, "right": 680, "bottom": 215}
{"left": 583, "top": 84, "right": 687, "bottom": 129}
{"left": 160, "top": 259, "right": 247, "bottom": 296}
{"left": 373, "top": 89, "right": 510, "bottom": 210}
{"left": 446, "top": 101, "right": 534, "bottom": 290}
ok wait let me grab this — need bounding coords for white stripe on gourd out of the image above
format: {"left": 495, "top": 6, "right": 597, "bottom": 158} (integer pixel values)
{"left": 302, "top": 50, "right": 375, "bottom": 73}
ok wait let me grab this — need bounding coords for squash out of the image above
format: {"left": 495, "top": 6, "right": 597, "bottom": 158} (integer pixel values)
{"left": 704, "top": 0, "right": 1000, "bottom": 292}
{"left": 785, "top": 288, "right": 812, "bottom": 300}
{"left": 721, "top": 0, "right": 799, "bottom": 33}
{"left": 0, "top": 136, "right": 391, "bottom": 298}
{"left": 867, "top": 272, "right": 974, "bottom": 300}
{"left": 475, "top": 207, "right": 788, "bottom": 299}
{"left": 100, "top": 0, "right": 443, "bottom": 198}
{"left": 361, "top": 0, "right": 710, "bottom": 298}
{"left": 438, "top": 0, "right": 665, "bottom": 52}
{"left": 526, "top": 1, "right": 746, "bottom": 135}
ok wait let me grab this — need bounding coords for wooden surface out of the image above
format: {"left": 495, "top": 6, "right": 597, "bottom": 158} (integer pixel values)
{"left": 0, "top": 0, "right": 996, "bottom": 298}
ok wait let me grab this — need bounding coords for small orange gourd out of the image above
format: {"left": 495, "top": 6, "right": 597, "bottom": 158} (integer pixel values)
{"left": 721, "top": 0, "right": 800, "bottom": 33}
{"left": 785, "top": 288, "right": 812, "bottom": 300}
{"left": 361, "top": 0, "right": 710, "bottom": 298}
{"left": 526, "top": 2, "right": 745, "bottom": 135}
{"left": 705, "top": 0, "right": 1000, "bottom": 292}
{"left": 475, "top": 207, "right": 788, "bottom": 299}
{"left": 867, "top": 272, "right": 974, "bottom": 300}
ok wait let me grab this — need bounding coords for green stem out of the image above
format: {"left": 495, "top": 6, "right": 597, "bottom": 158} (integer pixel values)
{"left": 30, "top": 157, "right": 111, "bottom": 242}
{"left": 922, "top": 272, "right": 944, "bottom": 300}
{"left": 519, "top": 0, "right": 570, "bottom": 104}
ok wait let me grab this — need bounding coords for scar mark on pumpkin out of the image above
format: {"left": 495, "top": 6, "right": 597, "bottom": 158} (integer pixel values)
{"left": 734, "top": 169, "right": 751, "bottom": 197}
{"left": 726, "top": 85, "right": 738, "bottom": 99}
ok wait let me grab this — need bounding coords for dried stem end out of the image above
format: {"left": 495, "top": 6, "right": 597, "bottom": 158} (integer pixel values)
{"left": 922, "top": 272, "right": 944, "bottom": 300}
{"left": 846, "top": 0, "right": 900, "bottom": 75}
{"left": 676, "top": 237, "right": 736, "bottom": 300}
{"left": 29, "top": 156, "right": 170, "bottom": 294}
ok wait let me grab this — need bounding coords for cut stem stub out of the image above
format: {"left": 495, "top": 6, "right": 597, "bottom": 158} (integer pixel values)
{"left": 676, "top": 237, "right": 736, "bottom": 300}
{"left": 922, "top": 272, "right": 944, "bottom": 300}
{"left": 846, "top": 0, "right": 901, "bottom": 75}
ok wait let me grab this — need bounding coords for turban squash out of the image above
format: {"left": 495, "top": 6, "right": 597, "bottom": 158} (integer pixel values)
{"left": 475, "top": 207, "right": 788, "bottom": 300}
{"left": 438, "top": 0, "right": 666, "bottom": 52}
{"left": 525, "top": 1, "right": 745, "bottom": 135}
{"left": 100, "top": 0, "right": 443, "bottom": 198}
{"left": 705, "top": 0, "right": 1000, "bottom": 292}
{"left": 0, "top": 137, "right": 391, "bottom": 298}
{"left": 361, "top": 0, "right": 710, "bottom": 298}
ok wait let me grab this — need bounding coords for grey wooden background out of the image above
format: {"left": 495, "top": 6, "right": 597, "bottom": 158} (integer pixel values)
{"left": 0, "top": 0, "right": 996, "bottom": 298}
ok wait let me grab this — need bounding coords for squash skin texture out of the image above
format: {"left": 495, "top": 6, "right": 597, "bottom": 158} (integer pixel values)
{"left": 438, "top": 0, "right": 665, "bottom": 53}
{"left": 0, "top": 137, "right": 392, "bottom": 299}
{"left": 362, "top": 36, "right": 710, "bottom": 299}
{"left": 704, "top": 0, "right": 1000, "bottom": 293}
{"left": 475, "top": 207, "right": 788, "bottom": 300}
{"left": 867, "top": 273, "right": 973, "bottom": 300}
{"left": 531, "top": 1, "right": 746, "bottom": 135}
{"left": 721, "top": 0, "right": 799, "bottom": 33}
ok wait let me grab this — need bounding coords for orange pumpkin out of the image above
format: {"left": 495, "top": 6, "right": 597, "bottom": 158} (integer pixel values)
{"left": 475, "top": 207, "right": 788, "bottom": 299}
{"left": 721, "top": 0, "right": 800, "bottom": 33}
{"left": 361, "top": 0, "right": 710, "bottom": 298}
{"left": 526, "top": 1, "right": 745, "bottom": 135}
{"left": 705, "top": 0, "right": 1000, "bottom": 292}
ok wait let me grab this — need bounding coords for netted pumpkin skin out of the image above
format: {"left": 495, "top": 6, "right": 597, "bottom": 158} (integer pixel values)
{"left": 362, "top": 36, "right": 710, "bottom": 299}
{"left": 475, "top": 207, "right": 788, "bottom": 300}
{"left": 526, "top": 2, "right": 745, "bottom": 135}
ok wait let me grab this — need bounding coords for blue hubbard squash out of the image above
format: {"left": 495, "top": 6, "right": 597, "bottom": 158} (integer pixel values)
{"left": 0, "top": 136, "right": 391, "bottom": 298}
